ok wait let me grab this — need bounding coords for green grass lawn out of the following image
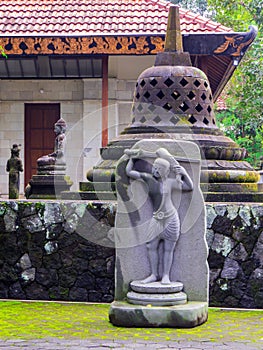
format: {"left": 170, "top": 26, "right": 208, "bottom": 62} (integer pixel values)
{"left": 0, "top": 301, "right": 262, "bottom": 343}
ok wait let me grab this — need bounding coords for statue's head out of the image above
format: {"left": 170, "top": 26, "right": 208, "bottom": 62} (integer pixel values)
{"left": 11, "top": 144, "right": 21, "bottom": 157}
{"left": 54, "top": 118, "right": 67, "bottom": 134}
{"left": 152, "top": 158, "right": 170, "bottom": 179}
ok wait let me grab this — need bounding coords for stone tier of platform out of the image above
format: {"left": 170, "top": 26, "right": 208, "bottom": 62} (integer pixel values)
{"left": 109, "top": 301, "right": 208, "bottom": 328}
{"left": 26, "top": 174, "right": 73, "bottom": 199}
{"left": 127, "top": 281, "right": 187, "bottom": 307}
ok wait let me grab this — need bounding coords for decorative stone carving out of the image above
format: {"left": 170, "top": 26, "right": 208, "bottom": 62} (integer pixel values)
{"left": 25, "top": 118, "right": 72, "bottom": 199}
{"left": 6, "top": 144, "right": 23, "bottom": 199}
{"left": 124, "top": 146, "right": 193, "bottom": 286}
{"left": 37, "top": 118, "right": 67, "bottom": 175}
{"left": 109, "top": 139, "right": 208, "bottom": 328}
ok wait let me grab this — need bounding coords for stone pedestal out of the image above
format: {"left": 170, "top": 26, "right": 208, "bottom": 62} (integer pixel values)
{"left": 25, "top": 174, "right": 73, "bottom": 199}
{"left": 109, "top": 301, "right": 208, "bottom": 328}
{"left": 127, "top": 281, "right": 187, "bottom": 306}
{"left": 25, "top": 118, "right": 73, "bottom": 199}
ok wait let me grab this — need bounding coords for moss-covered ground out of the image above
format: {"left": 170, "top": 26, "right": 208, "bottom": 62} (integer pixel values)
{"left": 0, "top": 301, "right": 262, "bottom": 343}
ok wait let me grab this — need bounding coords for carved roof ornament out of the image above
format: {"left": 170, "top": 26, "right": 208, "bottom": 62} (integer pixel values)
{"left": 214, "top": 26, "right": 257, "bottom": 57}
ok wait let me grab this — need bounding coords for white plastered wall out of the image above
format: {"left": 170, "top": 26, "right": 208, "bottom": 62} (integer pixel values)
{"left": 108, "top": 55, "right": 155, "bottom": 134}
{"left": 0, "top": 79, "right": 84, "bottom": 194}
{"left": 0, "top": 55, "right": 155, "bottom": 196}
{"left": 0, "top": 98, "right": 24, "bottom": 196}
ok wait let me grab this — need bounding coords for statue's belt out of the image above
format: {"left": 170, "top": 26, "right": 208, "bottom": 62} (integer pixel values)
{"left": 153, "top": 208, "right": 176, "bottom": 220}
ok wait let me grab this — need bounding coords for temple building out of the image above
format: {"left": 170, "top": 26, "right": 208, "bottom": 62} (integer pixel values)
{"left": 0, "top": 0, "right": 256, "bottom": 195}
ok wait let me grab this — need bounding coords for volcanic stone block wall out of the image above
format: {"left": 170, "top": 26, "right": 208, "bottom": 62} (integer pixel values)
{"left": 0, "top": 201, "right": 262, "bottom": 308}
{"left": 0, "top": 201, "right": 115, "bottom": 302}
{"left": 206, "top": 203, "right": 263, "bottom": 308}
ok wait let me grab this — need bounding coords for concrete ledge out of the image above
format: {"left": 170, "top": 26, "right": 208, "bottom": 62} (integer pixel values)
{"left": 109, "top": 301, "right": 208, "bottom": 328}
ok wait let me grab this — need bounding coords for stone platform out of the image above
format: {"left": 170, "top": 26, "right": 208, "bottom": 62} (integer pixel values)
{"left": 130, "top": 281, "right": 184, "bottom": 293}
{"left": 127, "top": 281, "right": 187, "bottom": 306}
{"left": 25, "top": 174, "right": 73, "bottom": 199}
{"left": 109, "top": 301, "right": 208, "bottom": 328}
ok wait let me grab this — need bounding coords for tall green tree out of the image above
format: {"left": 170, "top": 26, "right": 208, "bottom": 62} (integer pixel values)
{"left": 169, "top": 0, "right": 208, "bottom": 15}
{"left": 207, "top": 0, "right": 263, "bottom": 30}
{"left": 207, "top": 0, "right": 263, "bottom": 167}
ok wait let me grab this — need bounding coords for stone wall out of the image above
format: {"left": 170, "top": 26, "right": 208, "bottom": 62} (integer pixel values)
{"left": 0, "top": 200, "right": 262, "bottom": 308}
{"left": 0, "top": 201, "right": 115, "bottom": 302}
{"left": 206, "top": 203, "right": 263, "bottom": 308}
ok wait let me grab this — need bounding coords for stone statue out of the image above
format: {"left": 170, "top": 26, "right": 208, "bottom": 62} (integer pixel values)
{"left": 37, "top": 118, "right": 67, "bottom": 174}
{"left": 6, "top": 144, "right": 23, "bottom": 199}
{"left": 25, "top": 117, "right": 73, "bottom": 199}
{"left": 125, "top": 147, "right": 193, "bottom": 284}
{"left": 48, "top": 118, "right": 67, "bottom": 163}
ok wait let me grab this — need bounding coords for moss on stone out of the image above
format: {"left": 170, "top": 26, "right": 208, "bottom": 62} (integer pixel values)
{"left": 0, "top": 302, "right": 262, "bottom": 343}
{"left": 35, "top": 202, "right": 45, "bottom": 216}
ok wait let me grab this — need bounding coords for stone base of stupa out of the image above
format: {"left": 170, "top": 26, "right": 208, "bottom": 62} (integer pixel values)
{"left": 109, "top": 301, "right": 208, "bottom": 328}
{"left": 25, "top": 174, "right": 73, "bottom": 199}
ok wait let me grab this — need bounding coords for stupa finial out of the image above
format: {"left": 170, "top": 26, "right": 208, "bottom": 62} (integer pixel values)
{"left": 164, "top": 5, "right": 183, "bottom": 52}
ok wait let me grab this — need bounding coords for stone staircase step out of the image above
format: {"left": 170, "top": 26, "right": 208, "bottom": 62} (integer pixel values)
{"left": 204, "top": 192, "right": 263, "bottom": 202}
{"left": 200, "top": 183, "right": 260, "bottom": 193}
{"left": 80, "top": 181, "right": 116, "bottom": 192}
{"left": 61, "top": 190, "right": 116, "bottom": 200}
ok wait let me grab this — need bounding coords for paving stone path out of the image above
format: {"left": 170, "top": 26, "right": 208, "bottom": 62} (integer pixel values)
{"left": 0, "top": 338, "right": 262, "bottom": 349}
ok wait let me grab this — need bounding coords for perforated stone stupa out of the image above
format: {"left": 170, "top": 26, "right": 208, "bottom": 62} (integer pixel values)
{"left": 63, "top": 5, "right": 262, "bottom": 202}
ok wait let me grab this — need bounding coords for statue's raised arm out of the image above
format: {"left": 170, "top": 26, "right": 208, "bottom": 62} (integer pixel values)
{"left": 124, "top": 148, "right": 156, "bottom": 180}
{"left": 156, "top": 148, "right": 193, "bottom": 191}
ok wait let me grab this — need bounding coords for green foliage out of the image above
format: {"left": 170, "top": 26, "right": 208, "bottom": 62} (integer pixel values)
{"left": 0, "top": 45, "right": 8, "bottom": 59}
{"left": 217, "top": 110, "right": 263, "bottom": 167}
{"left": 207, "top": 0, "right": 263, "bottom": 30}
{"left": 207, "top": 0, "right": 263, "bottom": 167}
{"left": 169, "top": 0, "right": 208, "bottom": 15}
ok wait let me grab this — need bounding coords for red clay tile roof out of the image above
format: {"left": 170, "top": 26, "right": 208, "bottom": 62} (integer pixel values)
{"left": 0, "top": 0, "right": 232, "bottom": 36}
{"left": 216, "top": 96, "right": 227, "bottom": 110}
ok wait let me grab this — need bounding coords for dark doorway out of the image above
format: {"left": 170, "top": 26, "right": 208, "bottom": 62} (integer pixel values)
{"left": 24, "top": 103, "right": 60, "bottom": 187}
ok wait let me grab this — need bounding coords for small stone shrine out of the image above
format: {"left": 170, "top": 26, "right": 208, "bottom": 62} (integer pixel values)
{"left": 109, "top": 139, "right": 208, "bottom": 328}
{"left": 68, "top": 5, "right": 263, "bottom": 203}
{"left": 6, "top": 144, "right": 23, "bottom": 199}
{"left": 25, "top": 118, "right": 73, "bottom": 199}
